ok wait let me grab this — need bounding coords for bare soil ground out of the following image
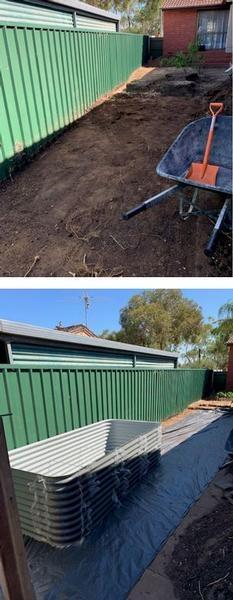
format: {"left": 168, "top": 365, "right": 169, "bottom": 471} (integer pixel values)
{"left": 129, "top": 462, "right": 233, "bottom": 600}
{"left": 0, "top": 68, "right": 231, "bottom": 277}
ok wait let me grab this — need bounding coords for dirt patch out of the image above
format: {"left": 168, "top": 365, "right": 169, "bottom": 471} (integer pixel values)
{"left": 167, "top": 496, "right": 233, "bottom": 600}
{"left": 162, "top": 407, "right": 193, "bottom": 428}
{"left": 129, "top": 463, "right": 233, "bottom": 600}
{"left": 0, "top": 69, "right": 231, "bottom": 277}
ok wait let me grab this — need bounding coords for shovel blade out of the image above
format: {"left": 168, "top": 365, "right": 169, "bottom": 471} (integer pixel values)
{"left": 187, "top": 162, "right": 219, "bottom": 186}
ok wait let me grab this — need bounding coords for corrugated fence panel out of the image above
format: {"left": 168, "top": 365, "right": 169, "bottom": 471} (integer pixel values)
{"left": 0, "top": 25, "right": 147, "bottom": 179}
{"left": 213, "top": 371, "right": 227, "bottom": 392}
{"left": 0, "top": 366, "right": 210, "bottom": 450}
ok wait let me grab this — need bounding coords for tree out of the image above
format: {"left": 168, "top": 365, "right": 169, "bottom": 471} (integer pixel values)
{"left": 102, "top": 290, "right": 204, "bottom": 351}
{"left": 83, "top": 0, "right": 162, "bottom": 34}
{"left": 134, "top": 0, "right": 162, "bottom": 35}
{"left": 209, "top": 301, "right": 233, "bottom": 370}
{"left": 181, "top": 322, "right": 215, "bottom": 369}
{"left": 85, "top": 0, "right": 113, "bottom": 10}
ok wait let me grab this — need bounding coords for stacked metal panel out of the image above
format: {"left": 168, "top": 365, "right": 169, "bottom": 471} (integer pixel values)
{"left": 9, "top": 420, "right": 161, "bottom": 547}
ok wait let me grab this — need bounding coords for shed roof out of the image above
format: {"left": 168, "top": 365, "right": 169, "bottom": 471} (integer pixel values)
{"left": 37, "top": 0, "right": 119, "bottom": 22}
{"left": 0, "top": 319, "right": 178, "bottom": 359}
{"left": 162, "top": 0, "right": 227, "bottom": 9}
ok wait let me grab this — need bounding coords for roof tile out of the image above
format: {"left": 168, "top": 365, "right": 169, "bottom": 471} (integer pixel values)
{"left": 162, "top": 0, "right": 226, "bottom": 9}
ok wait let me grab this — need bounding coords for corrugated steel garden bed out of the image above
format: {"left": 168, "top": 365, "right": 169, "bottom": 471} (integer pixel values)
{"left": 9, "top": 419, "right": 161, "bottom": 546}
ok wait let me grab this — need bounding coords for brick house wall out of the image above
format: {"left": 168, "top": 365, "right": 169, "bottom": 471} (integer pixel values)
{"left": 163, "top": 5, "right": 232, "bottom": 66}
{"left": 163, "top": 8, "right": 197, "bottom": 55}
{"left": 227, "top": 343, "right": 233, "bottom": 390}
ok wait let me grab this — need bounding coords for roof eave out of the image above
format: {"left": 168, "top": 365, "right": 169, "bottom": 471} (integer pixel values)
{"left": 23, "top": 0, "right": 119, "bottom": 23}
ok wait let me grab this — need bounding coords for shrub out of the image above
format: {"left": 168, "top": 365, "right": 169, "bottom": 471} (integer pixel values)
{"left": 160, "top": 41, "right": 205, "bottom": 70}
{"left": 216, "top": 390, "right": 233, "bottom": 399}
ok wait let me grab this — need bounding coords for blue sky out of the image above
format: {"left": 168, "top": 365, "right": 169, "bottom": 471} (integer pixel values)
{"left": 0, "top": 289, "right": 232, "bottom": 334}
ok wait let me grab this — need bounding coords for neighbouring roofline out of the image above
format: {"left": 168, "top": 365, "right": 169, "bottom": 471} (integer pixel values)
{"left": 22, "top": 0, "right": 120, "bottom": 22}
{"left": 0, "top": 319, "right": 179, "bottom": 359}
{"left": 56, "top": 323, "right": 97, "bottom": 337}
{"left": 162, "top": 0, "right": 228, "bottom": 9}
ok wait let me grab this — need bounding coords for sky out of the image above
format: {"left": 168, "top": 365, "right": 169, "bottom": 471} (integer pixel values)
{"left": 0, "top": 289, "right": 232, "bottom": 335}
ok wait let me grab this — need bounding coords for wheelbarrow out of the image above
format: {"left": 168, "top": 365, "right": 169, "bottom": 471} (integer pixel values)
{"left": 123, "top": 114, "right": 232, "bottom": 257}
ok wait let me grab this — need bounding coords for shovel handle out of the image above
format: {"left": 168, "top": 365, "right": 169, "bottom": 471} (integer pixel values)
{"left": 202, "top": 103, "right": 224, "bottom": 174}
{"left": 209, "top": 102, "right": 224, "bottom": 117}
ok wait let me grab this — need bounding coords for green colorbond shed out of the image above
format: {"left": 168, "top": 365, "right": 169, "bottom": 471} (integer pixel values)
{"left": 0, "top": 0, "right": 119, "bottom": 31}
{"left": 0, "top": 319, "right": 178, "bottom": 369}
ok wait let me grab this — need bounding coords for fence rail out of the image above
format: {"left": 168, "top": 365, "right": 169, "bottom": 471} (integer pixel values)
{"left": 0, "top": 365, "right": 211, "bottom": 450}
{"left": 0, "top": 25, "right": 148, "bottom": 179}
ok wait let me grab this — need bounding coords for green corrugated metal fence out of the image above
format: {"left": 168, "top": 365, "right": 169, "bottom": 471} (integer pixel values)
{"left": 0, "top": 24, "right": 147, "bottom": 179}
{"left": 0, "top": 365, "right": 211, "bottom": 450}
{"left": 149, "top": 37, "right": 163, "bottom": 59}
{"left": 213, "top": 371, "right": 227, "bottom": 392}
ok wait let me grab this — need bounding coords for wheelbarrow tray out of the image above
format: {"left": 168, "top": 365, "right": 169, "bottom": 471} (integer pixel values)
{"left": 157, "top": 115, "right": 232, "bottom": 195}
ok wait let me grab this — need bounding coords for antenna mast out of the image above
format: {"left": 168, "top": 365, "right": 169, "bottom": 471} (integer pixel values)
{"left": 82, "top": 291, "right": 90, "bottom": 326}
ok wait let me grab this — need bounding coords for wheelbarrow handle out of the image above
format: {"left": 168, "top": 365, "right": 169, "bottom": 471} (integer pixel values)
{"left": 123, "top": 185, "right": 181, "bottom": 220}
{"left": 209, "top": 102, "right": 224, "bottom": 117}
{"left": 204, "top": 198, "right": 230, "bottom": 257}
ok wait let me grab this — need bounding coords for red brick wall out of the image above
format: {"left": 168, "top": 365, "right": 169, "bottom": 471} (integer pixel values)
{"left": 226, "top": 345, "right": 233, "bottom": 390}
{"left": 163, "top": 8, "right": 198, "bottom": 56}
{"left": 163, "top": 7, "right": 231, "bottom": 66}
{"left": 201, "top": 50, "right": 232, "bottom": 66}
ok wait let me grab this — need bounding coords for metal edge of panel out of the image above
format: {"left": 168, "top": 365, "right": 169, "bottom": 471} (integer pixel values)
{"left": 9, "top": 419, "right": 161, "bottom": 456}
{"left": 0, "top": 320, "right": 179, "bottom": 359}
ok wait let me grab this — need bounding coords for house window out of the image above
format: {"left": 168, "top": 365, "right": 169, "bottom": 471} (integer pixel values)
{"left": 197, "top": 10, "right": 229, "bottom": 50}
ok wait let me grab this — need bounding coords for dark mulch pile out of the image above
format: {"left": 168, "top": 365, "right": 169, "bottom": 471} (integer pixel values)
{"left": 166, "top": 494, "right": 233, "bottom": 599}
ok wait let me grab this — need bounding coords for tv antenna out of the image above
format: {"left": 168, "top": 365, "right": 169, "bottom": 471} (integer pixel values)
{"left": 82, "top": 290, "right": 90, "bottom": 326}
{"left": 57, "top": 291, "right": 106, "bottom": 329}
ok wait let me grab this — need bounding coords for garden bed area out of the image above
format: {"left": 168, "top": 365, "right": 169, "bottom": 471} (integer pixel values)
{"left": 130, "top": 461, "right": 233, "bottom": 600}
{"left": 0, "top": 68, "right": 231, "bottom": 277}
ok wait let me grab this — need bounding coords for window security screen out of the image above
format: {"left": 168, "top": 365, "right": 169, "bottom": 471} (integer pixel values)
{"left": 197, "top": 9, "right": 229, "bottom": 50}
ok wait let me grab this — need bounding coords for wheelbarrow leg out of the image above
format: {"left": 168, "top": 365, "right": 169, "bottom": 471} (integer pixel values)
{"left": 204, "top": 198, "right": 231, "bottom": 257}
{"left": 123, "top": 184, "right": 182, "bottom": 220}
{"left": 179, "top": 188, "right": 199, "bottom": 220}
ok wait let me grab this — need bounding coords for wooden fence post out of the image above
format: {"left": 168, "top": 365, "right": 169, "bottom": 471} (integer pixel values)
{"left": 0, "top": 417, "right": 36, "bottom": 600}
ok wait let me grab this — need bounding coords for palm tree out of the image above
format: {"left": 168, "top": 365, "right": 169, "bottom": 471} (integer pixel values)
{"left": 219, "top": 301, "right": 233, "bottom": 320}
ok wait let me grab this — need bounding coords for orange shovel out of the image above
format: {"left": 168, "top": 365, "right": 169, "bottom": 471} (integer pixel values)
{"left": 187, "top": 102, "right": 224, "bottom": 186}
